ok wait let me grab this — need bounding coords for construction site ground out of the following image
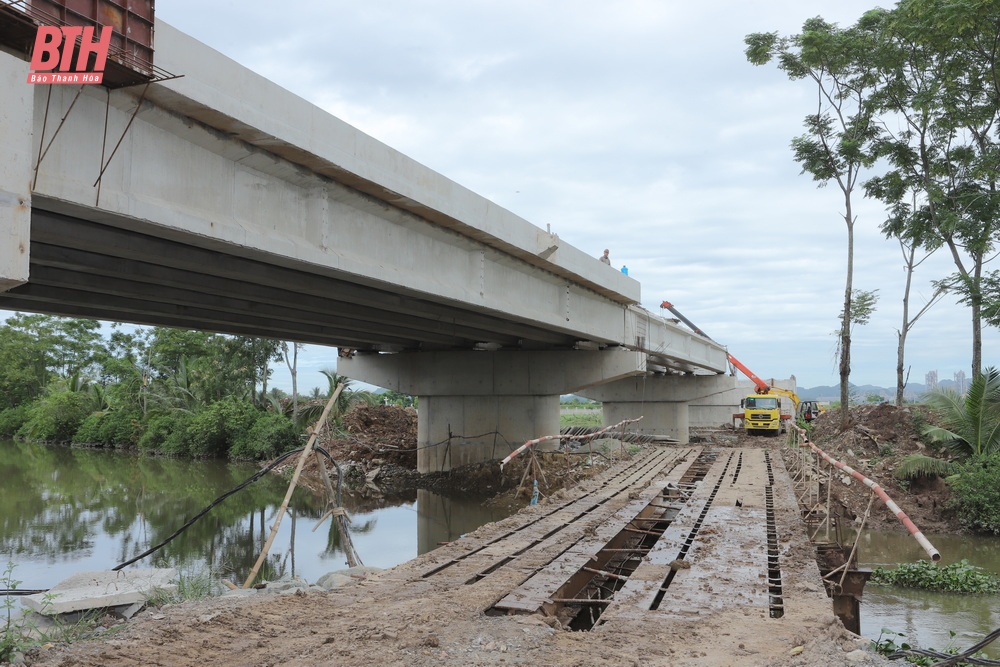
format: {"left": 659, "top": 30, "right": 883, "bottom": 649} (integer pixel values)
{"left": 20, "top": 404, "right": 955, "bottom": 667}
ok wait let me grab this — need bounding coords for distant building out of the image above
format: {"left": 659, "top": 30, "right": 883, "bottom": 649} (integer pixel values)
{"left": 925, "top": 370, "right": 938, "bottom": 391}
{"left": 954, "top": 370, "right": 967, "bottom": 394}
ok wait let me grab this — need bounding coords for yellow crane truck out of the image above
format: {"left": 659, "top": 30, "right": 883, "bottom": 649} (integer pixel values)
{"left": 659, "top": 301, "right": 811, "bottom": 436}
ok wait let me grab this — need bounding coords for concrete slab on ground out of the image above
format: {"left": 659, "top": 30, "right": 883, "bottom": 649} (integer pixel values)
{"left": 21, "top": 569, "right": 177, "bottom": 615}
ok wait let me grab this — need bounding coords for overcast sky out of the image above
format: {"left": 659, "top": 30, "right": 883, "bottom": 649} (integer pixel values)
{"left": 36, "top": 1, "right": 1000, "bottom": 393}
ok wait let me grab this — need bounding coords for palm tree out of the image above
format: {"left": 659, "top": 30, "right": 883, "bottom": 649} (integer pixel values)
{"left": 922, "top": 367, "right": 1000, "bottom": 458}
{"left": 896, "top": 367, "right": 1000, "bottom": 479}
{"left": 295, "top": 370, "right": 369, "bottom": 430}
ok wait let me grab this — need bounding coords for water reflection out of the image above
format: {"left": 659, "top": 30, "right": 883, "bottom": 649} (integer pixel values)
{"left": 857, "top": 530, "right": 1000, "bottom": 658}
{"left": 416, "top": 489, "right": 513, "bottom": 554}
{"left": 0, "top": 440, "right": 517, "bottom": 591}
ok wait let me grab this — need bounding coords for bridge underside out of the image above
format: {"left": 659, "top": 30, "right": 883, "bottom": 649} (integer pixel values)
{"left": 0, "top": 207, "right": 585, "bottom": 352}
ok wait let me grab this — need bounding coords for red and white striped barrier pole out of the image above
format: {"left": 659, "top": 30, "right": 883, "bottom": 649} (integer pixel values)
{"left": 791, "top": 425, "right": 940, "bottom": 562}
{"left": 499, "top": 417, "right": 644, "bottom": 471}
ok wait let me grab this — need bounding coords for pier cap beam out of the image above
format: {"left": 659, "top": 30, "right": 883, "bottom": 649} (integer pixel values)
{"left": 339, "top": 348, "right": 647, "bottom": 396}
{"left": 340, "top": 349, "right": 646, "bottom": 472}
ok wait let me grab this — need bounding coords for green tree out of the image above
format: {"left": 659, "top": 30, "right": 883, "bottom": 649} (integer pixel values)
{"left": 922, "top": 366, "right": 1000, "bottom": 459}
{"left": 746, "top": 17, "right": 882, "bottom": 426}
{"left": 863, "top": 0, "right": 1000, "bottom": 378}
{"left": 380, "top": 390, "right": 416, "bottom": 407}
{"left": 281, "top": 341, "right": 303, "bottom": 425}
{"left": 0, "top": 324, "right": 49, "bottom": 409}
{"left": 3, "top": 313, "right": 105, "bottom": 378}
{"left": 887, "top": 224, "right": 945, "bottom": 406}
{"left": 949, "top": 453, "right": 1000, "bottom": 533}
{"left": 294, "top": 370, "right": 374, "bottom": 430}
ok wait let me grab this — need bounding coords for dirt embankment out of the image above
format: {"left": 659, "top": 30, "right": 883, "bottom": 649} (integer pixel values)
{"left": 277, "top": 404, "right": 617, "bottom": 513}
{"left": 795, "top": 403, "right": 959, "bottom": 534}
{"left": 287, "top": 403, "right": 958, "bottom": 534}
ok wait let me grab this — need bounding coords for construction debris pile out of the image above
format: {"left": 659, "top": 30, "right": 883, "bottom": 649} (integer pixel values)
{"left": 332, "top": 405, "right": 418, "bottom": 469}
{"left": 793, "top": 403, "right": 958, "bottom": 533}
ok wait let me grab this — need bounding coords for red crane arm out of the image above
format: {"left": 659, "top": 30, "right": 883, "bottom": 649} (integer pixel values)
{"left": 659, "top": 300, "right": 771, "bottom": 394}
{"left": 726, "top": 354, "right": 771, "bottom": 394}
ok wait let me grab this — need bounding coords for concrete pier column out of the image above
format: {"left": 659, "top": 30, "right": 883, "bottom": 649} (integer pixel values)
{"left": 601, "top": 400, "right": 689, "bottom": 443}
{"left": 418, "top": 394, "right": 559, "bottom": 472}
{"left": 339, "top": 348, "right": 645, "bottom": 472}
{"left": 0, "top": 49, "right": 33, "bottom": 293}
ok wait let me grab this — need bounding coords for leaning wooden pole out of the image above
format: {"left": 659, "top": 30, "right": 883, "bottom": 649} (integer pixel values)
{"left": 243, "top": 383, "right": 345, "bottom": 588}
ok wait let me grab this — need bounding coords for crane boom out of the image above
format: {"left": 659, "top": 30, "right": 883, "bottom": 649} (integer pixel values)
{"left": 659, "top": 301, "right": 770, "bottom": 393}
{"left": 659, "top": 299, "right": 806, "bottom": 434}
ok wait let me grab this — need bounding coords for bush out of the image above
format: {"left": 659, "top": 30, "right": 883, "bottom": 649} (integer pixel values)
{"left": 72, "top": 412, "right": 104, "bottom": 445}
{"left": 186, "top": 399, "right": 259, "bottom": 458}
{"left": 0, "top": 404, "right": 30, "bottom": 438}
{"left": 15, "top": 391, "right": 92, "bottom": 443}
{"left": 160, "top": 413, "right": 194, "bottom": 456}
{"left": 948, "top": 454, "right": 1000, "bottom": 534}
{"left": 229, "top": 412, "right": 300, "bottom": 460}
{"left": 73, "top": 410, "right": 142, "bottom": 448}
{"left": 137, "top": 412, "right": 194, "bottom": 456}
{"left": 137, "top": 414, "right": 177, "bottom": 452}
{"left": 98, "top": 409, "right": 142, "bottom": 448}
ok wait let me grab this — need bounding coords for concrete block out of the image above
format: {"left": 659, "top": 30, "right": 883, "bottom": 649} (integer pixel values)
{"left": 21, "top": 569, "right": 178, "bottom": 615}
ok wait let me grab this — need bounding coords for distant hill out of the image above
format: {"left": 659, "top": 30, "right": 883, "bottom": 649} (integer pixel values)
{"left": 797, "top": 380, "right": 962, "bottom": 402}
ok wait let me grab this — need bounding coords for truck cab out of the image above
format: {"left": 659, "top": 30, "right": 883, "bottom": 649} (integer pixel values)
{"left": 739, "top": 395, "right": 784, "bottom": 435}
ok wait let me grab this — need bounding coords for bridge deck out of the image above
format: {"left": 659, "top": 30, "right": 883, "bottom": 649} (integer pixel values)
{"left": 390, "top": 445, "right": 832, "bottom": 634}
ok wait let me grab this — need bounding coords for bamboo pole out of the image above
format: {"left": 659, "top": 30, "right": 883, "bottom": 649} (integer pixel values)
{"left": 243, "top": 383, "right": 345, "bottom": 588}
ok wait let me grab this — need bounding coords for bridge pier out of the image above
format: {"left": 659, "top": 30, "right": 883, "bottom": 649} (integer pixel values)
{"left": 0, "top": 49, "right": 32, "bottom": 293}
{"left": 578, "top": 374, "right": 736, "bottom": 444}
{"left": 340, "top": 349, "right": 645, "bottom": 472}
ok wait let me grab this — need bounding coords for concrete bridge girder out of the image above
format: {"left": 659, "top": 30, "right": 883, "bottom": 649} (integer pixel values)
{"left": 0, "top": 27, "right": 648, "bottom": 352}
{"left": 0, "top": 19, "right": 734, "bottom": 476}
{"left": 0, "top": 25, "right": 729, "bottom": 371}
{"left": 0, "top": 50, "right": 31, "bottom": 293}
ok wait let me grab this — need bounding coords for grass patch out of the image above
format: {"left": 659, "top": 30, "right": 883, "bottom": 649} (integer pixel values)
{"left": 2, "top": 562, "right": 100, "bottom": 662}
{"left": 560, "top": 412, "right": 602, "bottom": 428}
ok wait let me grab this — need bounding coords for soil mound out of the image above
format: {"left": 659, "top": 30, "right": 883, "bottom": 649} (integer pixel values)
{"left": 323, "top": 404, "right": 418, "bottom": 469}
{"left": 798, "top": 403, "right": 957, "bottom": 533}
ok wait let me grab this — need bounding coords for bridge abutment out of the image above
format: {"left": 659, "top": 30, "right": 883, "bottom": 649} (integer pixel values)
{"left": 339, "top": 349, "right": 645, "bottom": 472}
{"left": 0, "top": 49, "right": 32, "bottom": 293}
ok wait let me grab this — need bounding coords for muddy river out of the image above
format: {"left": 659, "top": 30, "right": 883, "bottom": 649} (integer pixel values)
{"left": 0, "top": 439, "right": 514, "bottom": 592}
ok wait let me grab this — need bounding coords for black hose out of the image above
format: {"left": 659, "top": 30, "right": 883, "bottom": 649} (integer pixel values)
{"left": 888, "top": 626, "right": 1000, "bottom": 665}
{"left": 112, "top": 446, "right": 341, "bottom": 571}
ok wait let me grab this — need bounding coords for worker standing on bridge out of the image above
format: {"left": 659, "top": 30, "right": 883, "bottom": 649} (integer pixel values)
{"left": 599, "top": 249, "right": 611, "bottom": 265}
